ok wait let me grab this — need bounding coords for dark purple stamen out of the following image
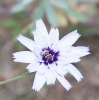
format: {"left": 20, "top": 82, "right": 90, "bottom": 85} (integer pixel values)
{"left": 41, "top": 47, "right": 59, "bottom": 65}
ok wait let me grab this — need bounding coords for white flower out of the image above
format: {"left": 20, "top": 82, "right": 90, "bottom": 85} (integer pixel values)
{"left": 13, "top": 19, "right": 90, "bottom": 92}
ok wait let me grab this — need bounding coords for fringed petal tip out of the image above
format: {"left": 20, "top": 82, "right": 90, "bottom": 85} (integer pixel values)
{"left": 46, "top": 82, "right": 54, "bottom": 85}
{"left": 36, "top": 19, "right": 42, "bottom": 23}
{"left": 76, "top": 32, "right": 81, "bottom": 37}
{"left": 16, "top": 34, "right": 21, "bottom": 40}
{"left": 77, "top": 76, "right": 84, "bottom": 83}
{"left": 26, "top": 69, "right": 31, "bottom": 73}
{"left": 13, "top": 59, "right": 18, "bottom": 62}
{"left": 67, "top": 86, "right": 72, "bottom": 92}
{"left": 32, "top": 87, "right": 39, "bottom": 92}
{"left": 74, "top": 30, "right": 81, "bottom": 38}
{"left": 75, "top": 29, "right": 81, "bottom": 35}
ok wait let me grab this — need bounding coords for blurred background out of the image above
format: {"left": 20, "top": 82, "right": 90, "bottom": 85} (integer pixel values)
{"left": 0, "top": 0, "right": 99, "bottom": 100}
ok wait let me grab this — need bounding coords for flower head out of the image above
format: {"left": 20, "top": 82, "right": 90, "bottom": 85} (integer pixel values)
{"left": 13, "top": 19, "right": 90, "bottom": 92}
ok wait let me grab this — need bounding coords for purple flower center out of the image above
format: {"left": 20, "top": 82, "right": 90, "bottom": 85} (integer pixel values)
{"left": 41, "top": 47, "right": 59, "bottom": 65}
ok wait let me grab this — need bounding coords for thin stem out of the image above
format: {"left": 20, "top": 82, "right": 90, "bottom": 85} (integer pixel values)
{"left": 0, "top": 72, "right": 29, "bottom": 85}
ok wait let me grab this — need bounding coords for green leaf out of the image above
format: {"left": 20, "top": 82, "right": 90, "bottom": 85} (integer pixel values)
{"left": 3, "top": 19, "right": 17, "bottom": 28}
{"left": 15, "top": 12, "right": 26, "bottom": 19}
{"left": 44, "top": 0, "right": 57, "bottom": 26}
{"left": 56, "top": 11, "right": 68, "bottom": 27}
{"left": 65, "top": 7, "right": 87, "bottom": 22}
{"left": 0, "top": 72, "right": 29, "bottom": 85}
{"left": 34, "top": 1, "right": 44, "bottom": 20}
{"left": 12, "top": 25, "right": 23, "bottom": 37}
{"left": 67, "top": 0, "right": 89, "bottom": 4}
{"left": 67, "top": 0, "right": 79, "bottom": 4}
{"left": 15, "top": 41, "right": 25, "bottom": 51}
{"left": 52, "top": 0, "right": 67, "bottom": 10}
{"left": 87, "top": 3, "right": 96, "bottom": 15}
{"left": 11, "top": 0, "right": 34, "bottom": 13}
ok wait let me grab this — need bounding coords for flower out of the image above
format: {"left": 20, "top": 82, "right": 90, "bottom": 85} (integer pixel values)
{"left": 13, "top": 19, "right": 90, "bottom": 92}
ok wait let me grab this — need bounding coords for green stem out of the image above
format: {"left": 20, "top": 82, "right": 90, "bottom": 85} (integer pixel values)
{"left": 0, "top": 72, "right": 29, "bottom": 85}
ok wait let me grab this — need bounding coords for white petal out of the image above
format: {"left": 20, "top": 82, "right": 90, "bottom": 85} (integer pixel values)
{"left": 58, "top": 46, "right": 71, "bottom": 55}
{"left": 62, "top": 52, "right": 80, "bottom": 58}
{"left": 32, "top": 73, "right": 46, "bottom": 92}
{"left": 33, "top": 47, "right": 43, "bottom": 62}
{"left": 34, "top": 47, "right": 42, "bottom": 57}
{"left": 17, "top": 34, "right": 35, "bottom": 51}
{"left": 33, "top": 30, "right": 46, "bottom": 48}
{"left": 36, "top": 19, "right": 48, "bottom": 36}
{"left": 59, "top": 30, "right": 81, "bottom": 47}
{"left": 45, "top": 69, "right": 56, "bottom": 85}
{"left": 35, "top": 20, "right": 59, "bottom": 48}
{"left": 59, "top": 48, "right": 80, "bottom": 58}
{"left": 73, "top": 46, "right": 89, "bottom": 51}
{"left": 48, "top": 63, "right": 57, "bottom": 72}
{"left": 37, "top": 63, "right": 48, "bottom": 75}
{"left": 50, "top": 41, "right": 59, "bottom": 52}
{"left": 56, "top": 65, "right": 68, "bottom": 76}
{"left": 57, "top": 56, "right": 80, "bottom": 65}
{"left": 57, "top": 56, "right": 69, "bottom": 65}
{"left": 56, "top": 74, "right": 72, "bottom": 91}
{"left": 35, "top": 56, "right": 43, "bottom": 63}
{"left": 35, "top": 19, "right": 50, "bottom": 46}
{"left": 13, "top": 51, "right": 35, "bottom": 63}
{"left": 71, "top": 46, "right": 90, "bottom": 57}
{"left": 26, "top": 62, "right": 40, "bottom": 73}
{"left": 57, "top": 60, "right": 69, "bottom": 65}
{"left": 49, "top": 28, "right": 59, "bottom": 46}
{"left": 66, "top": 57, "right": 80, "bottom": 63}
{"left": 65, "top": 64, "right": 84, "bottom": 82}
